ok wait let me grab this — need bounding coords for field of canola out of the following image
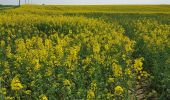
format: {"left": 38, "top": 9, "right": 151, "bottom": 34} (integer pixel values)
{"left": 0, "top": 5, "right": 170, "bottom": 99}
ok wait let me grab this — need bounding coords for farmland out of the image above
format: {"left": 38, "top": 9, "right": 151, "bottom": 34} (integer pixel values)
{"left": 0, "top": 5, "right": 170, "bottom": 99}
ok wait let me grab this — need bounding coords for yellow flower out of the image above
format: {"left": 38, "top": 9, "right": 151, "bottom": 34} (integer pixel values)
{"left": 137, "top": 76, "right": 141, "bottom": 80}
{"left": 32, "top": 59, "right": 41, "bottom": 71}
{"left": 87, "top": 89, "right": 95, "bottom": 100}
{"left": 31, "top": 81, "right": 35, "bottom": 87}
{"left": 134, "top": 58, "right": 144, "bottom": 72}
{"left": 126, "top": 59, "right": 132, "bottom": 66}
{"left": 68, "top": 45, "right": 80, "bottom": 61}
{"left": 0, "top": 40, "right": 5, "bottom": 47}
{"left": 114, "top": 86, "right": 123, "bottom": 95}
{"left": 125, "top": 68, "right": 131, "bottom": 76}
{"left": 0, "top": 76, "right": 3, "bottom": 81}
{"left": 82, "top": 57, "right": 91, "bottom": 65}
{"left": 90, "top": 80, "right": 97, "bottom": 91}
{"left": 63, "top": 79, "right": 71, "bottom": 86}
{"left": 141, "top": 71, "right": 149, "bottom": 77}
{"left": 0, "top": 88, "right": 6, "bottom": 95}
{"left": 55, "top": 44, "right": 63, "bottom": 58}
{"left": 45, "top": 69, "right": 52, "bottom": 76}
{"left": 93, "top": 42, "right": 100, "bottom": 53}
{"left": 24, "top": 90, "right": 31, "bottom": 95}
{"left": 125, "top": 43, "right": 133, "bottom": 52}
{"left": 122, "top": 54, "right": 126, "bottom": 60}
{"left": 112, "top": 63, "right": 122, "bottom": 77}
{"left": 11, "top": 76, "right": 23, "bottom": 91}
{"left": 104, "top": 44, "right": 109, "bottom": 51}
{"left": 108, "top": 78, "right": 114, "bottom": 83}
{"left": 5, "top": 96, "right": 13, "bottom": 100}
{"left": 39, "top": 94, "right": 48, "bottom": 100}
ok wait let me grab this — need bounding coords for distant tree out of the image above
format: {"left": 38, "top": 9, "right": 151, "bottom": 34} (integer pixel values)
{"left": 19, "top": 0, "right": 21, "bottom": 6}
{"left": 25, "top": 0, "right": 28, "bottom": 4}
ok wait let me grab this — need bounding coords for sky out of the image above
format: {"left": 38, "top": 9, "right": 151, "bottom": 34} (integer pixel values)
{"left": 0, "top": 0, "right": 170, "bottom": 5}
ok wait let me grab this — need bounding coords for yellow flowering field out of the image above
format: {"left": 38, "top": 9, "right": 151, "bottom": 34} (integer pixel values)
{"left": 0, "top": 5, "right": 170, "bottom": 99}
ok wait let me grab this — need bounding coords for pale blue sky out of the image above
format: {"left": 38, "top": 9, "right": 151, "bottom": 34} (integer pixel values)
{"left": 0, "top": 0, "right": 170, "bottom": 5}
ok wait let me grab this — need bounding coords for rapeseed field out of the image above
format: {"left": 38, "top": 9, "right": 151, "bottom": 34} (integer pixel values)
{"left": 0, "top": 5, "right": 170, "bottom": 99}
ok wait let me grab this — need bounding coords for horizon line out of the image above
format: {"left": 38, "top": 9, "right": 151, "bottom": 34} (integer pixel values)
{"left": 1, "top": 4, "right": 170, "bottom": 6}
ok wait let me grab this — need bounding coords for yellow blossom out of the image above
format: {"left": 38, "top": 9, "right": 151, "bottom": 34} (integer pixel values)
{"left": 11, "top": 76, "right": 23, "bottom": 91}
{"left": 112, "top": 63, "right": 122, "bottom": 77}
{"left": 90, "top": 80, "right": 97, "bottom": 91}
{"left": 24, "top": 90, "right": 31, "bottom": 95}
{"left": 114, "top": 86, "right": 123, "bottom": 95}
{"left": 0, "top": 40, "right": 5, "bottom": 47}
{"left": 125, "top": 68, "right": 131, "bottom": 76}
{"left": 63, "top": 79, "right": 71, "bottom": 86}
{"left": 108, "top": 78, "right": 114, "bottom": 83}
{"left": 5, "top": 96, "right": 13, "bottom": 100}
{"left": 32, "top": 59, "right": 41, "bottom": 71}
{"left": 0, "top": 88, "right": 7, "bottom": 95}
{"left": 87, "top": 89, "right": 95, "bottom": 100}
{"left": 134, "top": 58, "right": 144, "bottom": 72}
{"left": 92, "top": 42, "right": 100, "bottom": 53}
{"left": 39, "top": 94, "right": 48, "bottom": 100}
